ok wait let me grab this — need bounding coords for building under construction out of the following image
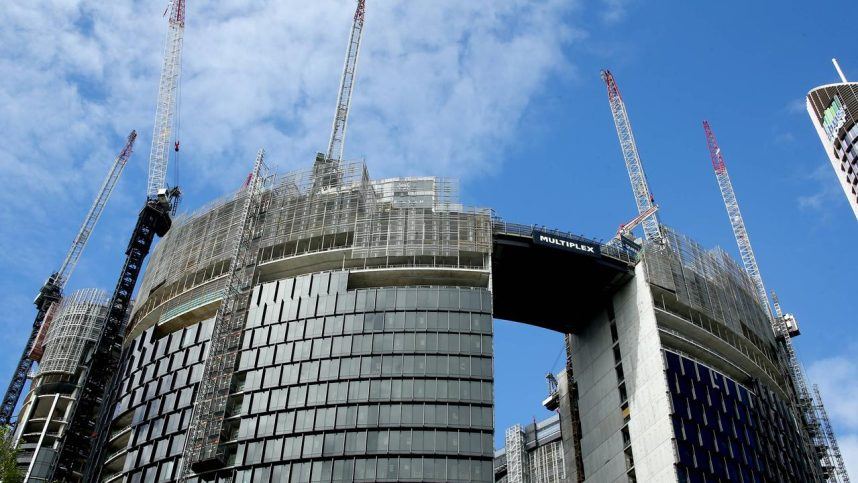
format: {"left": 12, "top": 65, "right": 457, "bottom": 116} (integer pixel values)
{"left": 2, "top": 0, "right": 851, "bottom": 480}
{"left": 12, "top": 289, "right": 110, "bottom": 481}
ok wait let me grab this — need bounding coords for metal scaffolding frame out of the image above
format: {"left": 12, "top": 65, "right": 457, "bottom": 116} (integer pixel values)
{"left": 505, "top": 425, "right": 528, "bottom": 483}
{"left": 813, "top": 385, "right": 851, "bottom": 482}
{"left": 131, "top": 161, "right": 493, "bottom": 335}
{"left": 644, "top": 226, "right": 776, "bottom": 351}
{"left": 181, "top": 150, "right": 272, "bottom": 475}
{"left": 38, "top": 289, "right": 109, "bottom": 376}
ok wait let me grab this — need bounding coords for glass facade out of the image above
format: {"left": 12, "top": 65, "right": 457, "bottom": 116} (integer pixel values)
{"left": 665, "top": 350, "right": 817, "bottom": 482}
{"left": 807, "top": 82, "right": 858, "bottom": 217}
{"left": 103, "top": 270, "right": 494, "bottom": 482}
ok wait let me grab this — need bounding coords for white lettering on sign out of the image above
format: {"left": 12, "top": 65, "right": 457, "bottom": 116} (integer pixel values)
{"left": 537, "top": 235, "right": 596, "bottom": 254}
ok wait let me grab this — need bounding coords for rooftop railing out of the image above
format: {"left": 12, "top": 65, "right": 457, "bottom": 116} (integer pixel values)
{"left": 491, "top": 219, "right": 640, "bottom": 266}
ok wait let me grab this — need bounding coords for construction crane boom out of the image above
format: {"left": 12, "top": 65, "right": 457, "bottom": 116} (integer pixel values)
{"left": 601, "top": 70, "right": 662, "bottom": 241}
{"left": 703, "top": 120, "right": 771, "bottom": 314}
{"left": 704, "top": 121, "right": 840, "bottom": 481}
{"left": 50, "top": 3, "right": 185, "bottom": 480}
{"left": 615, "top": 204, "right": 659, "bottom": 240}
{"left": 147, "top": 0, "right": 185, "bottom": 200}
{"left": 326, "top": 0, "right": 365, "bottom": 162}
{"left": 0, "top": 130, "right": 137, "bottom": 427}
{"left": 57, "top": 131, "right": 139, "bottom": 288}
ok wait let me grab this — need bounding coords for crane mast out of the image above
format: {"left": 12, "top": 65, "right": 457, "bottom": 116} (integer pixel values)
{"left": 50, "top": 3, "right": 185, "bottom": 481}
{"left": 601, "top": 70, "right": 662, "bottom": 242}
{"left": 0, "top": 130, "right": 137, "bottom": 427}
{"left": 148, "top": 0, "right": 185, "bottom": 200}
{"left": 326, "top": 0, "right": 365, "bottom": 162}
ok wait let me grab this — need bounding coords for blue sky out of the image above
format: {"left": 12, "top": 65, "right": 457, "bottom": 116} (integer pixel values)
{"left": 1, "top": 0, "right": 856, "bottom": 474}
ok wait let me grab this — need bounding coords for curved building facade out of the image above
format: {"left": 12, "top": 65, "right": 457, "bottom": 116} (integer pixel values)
{"left": 807, "top": 81, "right": 858, "bottom": 218}
{"left": 14, "top": 288, "right": 109, "bottom": 482}
{"left": 82, "top": 157, "right": 829, "bottom": 482}
{"left": 561, "top": 227, "right": 824, "bottom": 482}
{"left": 95, "top": 160, "right": 496, "bottom": 482}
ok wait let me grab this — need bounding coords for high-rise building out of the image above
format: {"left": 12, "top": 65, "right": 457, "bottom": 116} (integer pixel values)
{"left": 13, "top": 289, "right": 109, "bottom": 482}
{"left": 82, "top": 155, "right": 641, "bottom": 483}
{"left": 63, "top": 153, "right": 833, "bottom": 482}
{"left": 92, "top": 161, "right": 498, "bottom": 482}
{"left": 807, "top": 61, "right": 858, "bottom": 219}
{"left": 559, "top": 227, "right": 826, "bottom": 482}
{"left": 494, "top": 415, "right": 567, "bottom": 483}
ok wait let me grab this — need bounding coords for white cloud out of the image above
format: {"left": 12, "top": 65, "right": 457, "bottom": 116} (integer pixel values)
{"left": 0, "top": 0, "right": 582, "bottom": 341}
{"left": 808, "top": 355, "right": 858, "bottom": 477}
{"left": 786, "top": 98, "right": 807, "bottom": 114}
{"left": 797, "top": 163, "right": 842, "bottom": 214}
{"left": 601, "top": 0, "right": 634, "bottom": 24}
{"left": 1, "top": 0, "right": 580, "bottom": 198}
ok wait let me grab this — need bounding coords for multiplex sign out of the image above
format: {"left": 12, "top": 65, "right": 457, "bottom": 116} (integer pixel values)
{"left": 533, "top": 230, "right": 601, "bottom": 257}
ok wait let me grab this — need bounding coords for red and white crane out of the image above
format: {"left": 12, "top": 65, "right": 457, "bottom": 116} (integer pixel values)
{"left": 615, "top": 204, "right": 659, "bottom": 242}
{"left": 602, "top": 70, "right": 662, "bottom": 242}
{"left": 326, "top": 0, "right": 365, "bottom": 162}
{"left": 0, "top": 130, "right": 137, "bottom": 427}
{"left": 703, "top": 120, "right": 771, "bottom": 315}
{"left": 704, "top": 121, "right": 850, "bottom": 482}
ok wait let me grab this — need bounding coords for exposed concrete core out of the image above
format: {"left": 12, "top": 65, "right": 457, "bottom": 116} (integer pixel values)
{"left": 616, "top": 263, "right": 675, "bottom": 482}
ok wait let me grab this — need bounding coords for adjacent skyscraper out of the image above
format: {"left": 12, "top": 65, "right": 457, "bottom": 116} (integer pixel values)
{"left": 495, "top": 415, "right": 567, "bottom": 483}
{"left": 807, "top": 59, "right": 858, "bottom": 219}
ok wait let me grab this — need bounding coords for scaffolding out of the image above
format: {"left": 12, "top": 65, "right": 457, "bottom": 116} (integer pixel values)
{"left": 813, "top": 385, "right": 851, "bottom": 482}
{"left": 644, "top": 226, "right": 776, "bottom": 354}
{"left": 644, "top": 226, "right": 839, "bottom": 479}
{"left": 131, "top": 161, "right": 494, "bottom": 335}
{"left": 38, "top": 288, "right": 109, "bottom": 376}
{"left": 181, "top": 150, "right": 271, "bottom": 475}
{"left": 505, "top": 425, "right": 528, "bottom": 483}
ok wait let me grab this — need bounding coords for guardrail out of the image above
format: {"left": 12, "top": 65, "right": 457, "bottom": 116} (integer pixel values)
{"left": 491, "top": 220, "right": 640, "bottom": 266}
{"left": 158, "top": 289, "right": 225, "bottom": 324}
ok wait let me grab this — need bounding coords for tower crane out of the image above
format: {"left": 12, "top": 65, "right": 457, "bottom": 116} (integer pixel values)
{"left": 326, "top": 0, "right": 365, "bottom": 163}
{"left": 49, "top": 2, "right": 186, "bottom": 481}
{"left": 703, "top": 120, "right": 841, "bottom": 481}
{"left": 0, "top": 130, "right": 137, "bottom": 428}
{"left": 601, "top": 70, "right": 662, "bottom": 242}
{"left": 703, "top": 121, "right": 771, "bottom": 316}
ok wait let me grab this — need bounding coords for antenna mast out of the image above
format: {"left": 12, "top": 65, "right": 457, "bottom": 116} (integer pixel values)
{"left": 832, "top": 58, "right": 848, "bottom": 83}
